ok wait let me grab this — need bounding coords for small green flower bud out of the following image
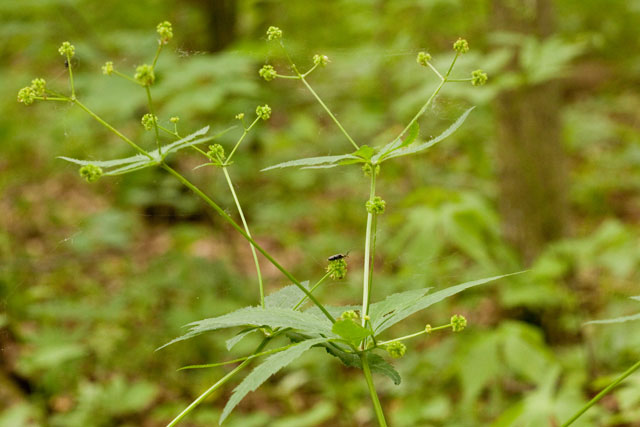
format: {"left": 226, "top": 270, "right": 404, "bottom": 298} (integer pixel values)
{"left": 135, "top": 64, "right": 155, "bottom": 86}
{"left": 156, "top": 21, "right": 173, "bottom": 44}
{"left": 327, "top": 257, "right": 347, "bottom": 280}
{"left": 416, "top": 51, "right": 432, "bottom": 67}
{"left": 364, "top": 315, "right": 371, "bottom": 322}
{"left": 259, "top": 65, "right": 277, "bottom": 82}
{"left": 313, "top": 54, "right": 329, "bottom": 67}
{"left": 366, "top": 196, "right": 386, "bottom": 214}
{"left": 425, "top": 324, "right": 432, "bottom": 333}
{"left": 362, "top": 163, "right": 380, "bottom": 177}
{"left": 79, "top": 164, "right": 103, "bottom": 183}
{"left": 266, "top": 26, "right": 283, "bottom": 41}
{"left": 451, "top": 314, "right": 467, "bottom": 332}
{"left": 207, "top": 144, "right": 225, "bottom": 162}
{"left": 141, "top": 113, "right": 157, "bottom": 131}
{"left": 471, "top": 69, "right": 488, "bottom": 86}
{"left": 386, "top": 342, "right": 407, "bottom": 359}
{"left": 235, "top": 113, "right": 245, "bottom": 120}
{"left": 340, "top": 310, "right": 359, "bottom": 321}
{"left": 169, "top": 116, "right": 180, "bottom": 123}
{"left": 453, "top": 38, "right": 469, "bottom": 54}
{"left": 30, "top": 78, "right": 46, "bottom": 96}
{"left": 17, "top": 86, "right": 36, "bottom": 105}
{"left": 58, "top": 41, "right": 75, "bottom": 57}
{"left": 256, "top": 104, "right": 272, "bottom": 120}
{"left": 102, "top": 61, "right": 114, "bottom": 76}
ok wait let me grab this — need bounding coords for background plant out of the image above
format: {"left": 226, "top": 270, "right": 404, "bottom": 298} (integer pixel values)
{"left": 3, "top": 1, "right": 640, "bottom": 426}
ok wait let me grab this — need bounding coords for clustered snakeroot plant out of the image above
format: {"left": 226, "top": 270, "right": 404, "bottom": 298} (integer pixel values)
{"left": 18, "top": 22, "right": 518, "bottom": 427}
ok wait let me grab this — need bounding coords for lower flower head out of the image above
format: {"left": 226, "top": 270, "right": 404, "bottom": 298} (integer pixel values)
{"left": 79, "top": 165, "right": 103, "bottom": 183}
{"left": 259, "top": 65, "right": 277, "bottom": 82}
{"left": 451, "top": 314, "right": 467, "bottom": 332}
{"left": 386, "top": 342, "right": 407, "bottom": 358}
{"left": 256, "top": 104, "right": 272, "bottom": 120}
{"left": 135, "top": 64, "right": 155, "bottom": 86}
{"left": 141, "top": 113, "right": 157, "bottom": 131}
{"left": 453, "top": 38, "right": 469, "bottom": 54}
{"left": 366, "top": 196, "right": 386, "bottom": 214}
{"left": 416, "top": 51, "right": 432, "bottom": 67}
{"left": 340, "top": 310, "right": 359, "bottom": 321}
{"left": 207, "top": 144, "right": 226, "bottom": 162}
{"left": 58, "top": 41, "right": 75, "bottom": 57}
{"left": 17, "top": 86, "right": 36, "bottom": 105}
{"left": 471, "top": 69, "right": 488, "bottom": 86}
{"left": 327, "top": 257, "right": 347, "bottom": 280}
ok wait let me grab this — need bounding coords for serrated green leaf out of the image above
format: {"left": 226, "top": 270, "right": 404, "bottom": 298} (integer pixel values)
{"left": 400, "top": 121, "right": 420, "bottom": 148}
{"left": 158, "top": 307, "right": 333, "bottom": 350}
{"left": 58, "top": 153, "right": 149, "bottom": 168}
{"left": 585, "top": 313, "right": 640, "bottom": 325}
{"left": 382, "top": 107, "right": 475, "bottom": 161}
{"left": 630, "top": 296, "right": 640, "bottom": 302}
{"left": 220, "top": 337, "right": 328, "bottom": 423}
{"left": 226, "top": 327, "right": 259, "bottom": 351}
{"left": 375, "top": 272, "right": 522, "bottom": 334}
{"left": 369, "top": 288, "right": 432, "bottom": 332}
{"left": 261, "top": 154, "right": 359, "bottom": 171}
{"left": 353, "top": 145, "right": 375, "bottom": 161}
{"left": 322, "top": 346, "right": 401, "bottom": 385}
{"left": 264, "top": 282, "right": 310, "bottom": 309}
{"left": 332, "top": 319, "right": 372, "bottom": 344}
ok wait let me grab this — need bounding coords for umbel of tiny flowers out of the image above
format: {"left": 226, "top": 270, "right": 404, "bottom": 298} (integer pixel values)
{"left": 156, "top": 21, "right": 173, "bottom": 44}
{"left": 266, "top": 26, "right": 283, "bottom": 41}
{"left": 259, "top": 65, "right": 277, "bottom": 82}
{"left": 416, "top": 51, "right": 432, "bottom": 67}
{"left": 58, "top": 41, "right": 75, "bottom": 57}
{"left": 451, "top": 314, "right": 467, "bottom": 332}
{"left": 235, "top": 113, "right": 244, "bottom": 120}
{"left": 169, "top": 116, "right": 180, "bottom": 123}
{"left": 340, "top": 310, "right": 359, "bottom": 321}
{"left": 207, "top": 144, "right": 226, "bottom": 163}
{"left": 453, "top": 38, "right": 470, "bottom": 54}
{"left": 141, "top": 113, "right": 157, "bottom": 131}
{"left": 256, "top": 104, "right": 272, "bottom": 120}
{"left": 471, "top": 69, "right": 488, "bottom": 86}
{"left": 79, "top": 164, "right": 103, "bottom": 183}
{"left": 366, "top": 196, "right": 386, "bottom": 214}
{"left": 101, "top": 61, "right": 114, "bottom": 76}
{"left": 327, "top": 257, "right": 348, "bottom": 280}
{"left": 313, "top": 54, "right": 329, "bottom": 67}
{"left": 17, "top": 78, "right": 47, "bottom": 105}
{"left": 386, "top": 341, "right": 407, "bottom": 359}
{"left": 135, "top": 64, "right": 155, "bottom": 86}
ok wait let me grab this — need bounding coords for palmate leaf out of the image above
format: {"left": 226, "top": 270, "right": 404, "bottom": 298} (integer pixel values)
{"left": 58, "top": 126, "right": 233, "bottom": 176}
{"left": 158, "top": 306, "right": 334, "bottom": 350}
{"left": 375, "top": 272, "right": 522, "bottom": 334}
{"left": 332, "top": 319, "right": 372, "bottom": 345}
{"left": 264, "top": 281, "right": 310, "bottom": 309}
{"left": 220, "top": 337, "right": 329, "bottom": 423}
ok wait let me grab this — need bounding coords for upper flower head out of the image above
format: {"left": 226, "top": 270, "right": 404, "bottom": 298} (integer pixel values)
{"left": 386, "top": 341, "right": 407, "bottom": 358}
{"left": 451, "top": 314, "right": 467, "bottom": 332}
{"left": 141, "top": 113, "right": 157, "bottom": 131}
{"left": 156, "top": 21, "right": 173, "bottom": 44}
{"left": 79, "top": 164, "right": 103, "bottom": 183}
{"left": 135, "top": 64, "right": 155, "bottom": 86}
{"left": 17, "top": 86, "right": 36, "bottom": 106}
{"left": 102, "top": 61, "right": 114, "bottom": 76}
{"left": 313, "top": 54, "right": 330, "bottom": 67}
{"left": 58, "top": 41, "right": 75, "bottom": 57}
{"left": 30, "top": 78, "right": 46, "bottom": 96}
{"left": 256, "top": 104, "right": 272, "bottom": 120}
{"left": 416, "top": 51, "right": 432, "bottom": 67}
{"left": 259, "top": 65, "right": 277, "bottom": 82}
{"left": 453, "top": 38, "right": 469, "bottom": 54}
{"left": 266, "top": 26, "right": 283, "bottom": 41}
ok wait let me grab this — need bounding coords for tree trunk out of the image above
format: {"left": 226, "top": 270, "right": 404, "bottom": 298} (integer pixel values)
{"left": 492, "top": 0, "right": 568, "bottom": 264}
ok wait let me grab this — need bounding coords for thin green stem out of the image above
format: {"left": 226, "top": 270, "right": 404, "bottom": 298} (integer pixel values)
{"left": 293, "top": 272, "right": 331, "bottom": 310}
{"left": 73, "top": 99, "right": 153, "bottom": 160}
{"left": 113, "top": 70, "right": 140, "bottom": 85}
{"left": 35, "top": 97, "right": 69, "bottom": 102}
{"left": 561, "top": 359, "right": 640, "bottom": 427}
{"left": 158, "top": 124, "right": 180, "bottom": 138}
{"left": 152, "top": 43, "right": 163, "bottom": 68}
{"left": 427, "top": 62, "right": 444, "bottom": 80}
{"left": 222, "top": 166, "right": 265, "bottom": 307}
{"left": 66, "top": 53, "right": 75, "bottom": 99}
{"left": 161, "top": 164, "right": 336, "bottom": 324}
{"left": 299, "top": 76, "right": 359, "bottom": 150}
{"left": 145, "top": 86, "right": 161, "bottom": 154}
{"left": 226, "top": 117, "right": 260, "bottom": 164}
{"left": 444, "top": 52, "right": 461, "bottom": 79}
{"left": 361, "top": 172, "right": 377, "bottom": 327}
{"left": 447, "top": 78, "right": 473, "bottom": 82}
{"left": 301, "top": 62, "right": 320, "bottom": 78}
{"left": 377, "top": 324, "right": 452, "bottom": 346}
{"left": 361, "top": 353, "right": 388, "bottom": 427}
{"left": 166, "top": 339, "right": 269, "bottom": 427}
{"left": 275, "top": 73, "right": 301, "bottom": 80}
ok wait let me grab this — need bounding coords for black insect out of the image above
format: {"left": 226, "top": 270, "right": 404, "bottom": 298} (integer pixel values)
{"left": 328, "top": 252, "right": 349, "bottom": 261}
{"left": 64, "top": 59, "right": 69, "bottom": 68}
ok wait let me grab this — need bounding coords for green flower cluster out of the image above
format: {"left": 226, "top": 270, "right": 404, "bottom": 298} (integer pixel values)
{"left": 416, "top": 51, "right": 432, "bottom": 67}
{"left": 101, "top": 61, "right": 114, "bottom": 76}
{"left": 58, "top": 41, "right": 75, "bottom": 57}
{"left": 453, "top": 38, "right": 469, "bottom": 54}
{"left": 471, "top": 69, "right": 488, "bottom": 86}
{"left": 313, "top": 54, "right": 329, "bottom": 67}
{"left": 207, "top": 144, "right": 226, "bottom": 164}
{"left": 451, "top": 314, "right": 467, "bottom": 332}
{"left": 340, "top": 310, "right": 359, "bottom": 321}
{"left": 386, "top": 341, "right": 407, "bottom": 358}
{"left": 141, "top": 113, "right": 157, "bottom": 131}
{"left": 266, "top": 26, "right": 283, "bottom": 41}
{"left": 17, "top": 78, "right": 47, "bottom": 106}
{"left": 135, "top": 64, "right": 155, "bottom": 86}
{"left": 327, "top": 257, "right": 347, "bottom": 280}
{"left": 366, "top": 196, "right": 386, "bottom": 214}
{"left": 256, "top": 104, "right": 272, "bottom": 120}
{"left": 259, "top": 65, "right": 277, "bottom": 82}
{"left": 156, "top": 21, "right": 173, "bottom": 44}
{"left": 79, "top": 164, "right": 103, "bottom": 183}
{"left": 362, "top": 163, "right": 380, "bottom": 177}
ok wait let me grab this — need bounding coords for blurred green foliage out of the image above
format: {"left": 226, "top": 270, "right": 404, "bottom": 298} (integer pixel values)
{"left": 3, "top": 0, "right": 640, "bottom": 426}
